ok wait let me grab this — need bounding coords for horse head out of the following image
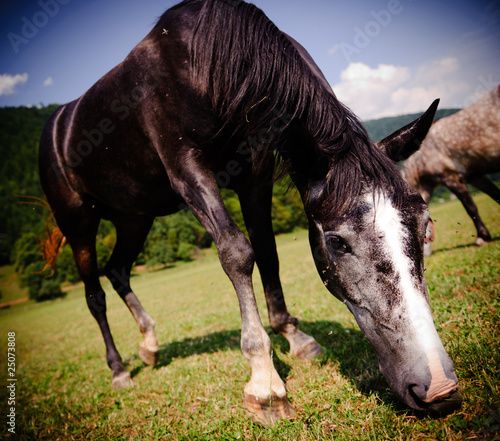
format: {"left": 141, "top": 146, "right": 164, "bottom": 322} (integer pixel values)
{"left": 304, "top": 101, "right": 461, "bottom": 414}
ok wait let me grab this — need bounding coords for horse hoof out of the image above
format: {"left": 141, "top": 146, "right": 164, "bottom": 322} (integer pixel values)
{"left": 139, "top": 341, "right": 159, "bottom": 366}
{"left": 474, "top": 237, "right": 488, "bottom": 247}
{"left": 112, "top": 371, "right": 133, "bottom": 390}
{"left": 293, "top": 341, "right": 324, "bottom": 361}
{"left": 244, "top": 393, "right": 296, "bottom": 426}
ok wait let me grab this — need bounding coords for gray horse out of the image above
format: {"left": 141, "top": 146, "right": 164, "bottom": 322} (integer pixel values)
{"left": 402, "top": 85, "right": 500, "bottom": 248}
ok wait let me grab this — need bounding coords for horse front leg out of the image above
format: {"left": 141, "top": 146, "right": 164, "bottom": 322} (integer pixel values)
{"left": 220, "top": 236, "right": 295, "bottom": 425}
{"left": 238, "top": 177, "right": 323, "bottom": 361}
{"left": 168, "top": 159, "right": 295, "bottom": 425}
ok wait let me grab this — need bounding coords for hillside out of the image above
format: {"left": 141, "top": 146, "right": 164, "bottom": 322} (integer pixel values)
{"left": 364, "top": 108, "right": 461, "bottom": 142}
{"left": 0, "top": 105, "right": 60, "bottom": 263}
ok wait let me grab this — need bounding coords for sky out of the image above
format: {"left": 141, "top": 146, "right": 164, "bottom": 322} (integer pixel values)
{"left": 0, "top": 0, "right": 499, "bottom": 120}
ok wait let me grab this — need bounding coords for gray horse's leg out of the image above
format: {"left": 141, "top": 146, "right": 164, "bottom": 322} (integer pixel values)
{"left": 444, "top": 173, "right": 492, "bottom": 245}
{"left": 468, "top": 175, "right": 500, "bottom": 204}
{"left": 238, "top": 171, "right": 323, "bottom": 361}
{"left": 105, "top": 216, "right": 159, "bottom": 366}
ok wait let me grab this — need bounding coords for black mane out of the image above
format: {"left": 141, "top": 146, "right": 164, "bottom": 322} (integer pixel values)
{"left": 187, "top": 0, "right": 406, "bottom": 216}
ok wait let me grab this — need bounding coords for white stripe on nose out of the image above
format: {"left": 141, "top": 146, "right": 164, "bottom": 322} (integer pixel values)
{"left": 369, "top": 192, "right": 456, "bottom": 404}
{"left": 370, "top": 193, "right": 440, "bottom": 350}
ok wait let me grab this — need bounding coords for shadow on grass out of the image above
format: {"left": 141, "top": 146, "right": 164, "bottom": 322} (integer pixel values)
{"left": 155, "top": 329, "right": 242, "bottom": 368}
{"left": 432, "top": 235, "right": 499, "bottom": 254}
{"left": 129, "top": 327, "right": 296, "bottom": 383}
{"left": 129, "top": 319, "right": 408, "bottom": 411}
{"left": 277, "top": 320, "right": 412, "bottom": 412}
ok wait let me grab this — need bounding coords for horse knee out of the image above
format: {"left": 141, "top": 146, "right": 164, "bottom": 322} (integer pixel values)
{"left": 217, "top": 231, "right": 255, "bottom": 276}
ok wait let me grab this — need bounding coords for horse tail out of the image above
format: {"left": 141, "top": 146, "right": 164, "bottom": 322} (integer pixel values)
{"left": 17, "top": 196, "right": 66, "bottom": 277}
{"left": 37, "top": 214, "right": 66, "bottom": 277}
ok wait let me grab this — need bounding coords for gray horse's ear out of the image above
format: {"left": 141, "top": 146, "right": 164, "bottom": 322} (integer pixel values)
{"left": 376, "top": 99, "right": 439, "bottom": 162}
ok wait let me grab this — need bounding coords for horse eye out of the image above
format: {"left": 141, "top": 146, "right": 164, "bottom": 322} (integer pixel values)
{"left": 326, "top": 235, "right": 351, "bottom": 254}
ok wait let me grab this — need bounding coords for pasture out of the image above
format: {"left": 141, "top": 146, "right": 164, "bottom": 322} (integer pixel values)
{"left": 0, "top": 194, "right": 499, "bottom": 440}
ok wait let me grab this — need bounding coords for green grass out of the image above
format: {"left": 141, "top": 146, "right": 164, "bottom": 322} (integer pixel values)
{"left": 0, "top": 266, "right": 27, "bottom": 304}
{"left": 0, "top": 194, "right": 499, "bottom": 440}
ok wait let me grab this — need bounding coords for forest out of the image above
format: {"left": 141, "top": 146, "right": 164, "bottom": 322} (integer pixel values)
{"left": 0, "top": 105, "right": 459, "bottom": 300}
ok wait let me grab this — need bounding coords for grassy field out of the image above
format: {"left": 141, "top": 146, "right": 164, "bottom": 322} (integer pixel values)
{"left": 0, "top": 194, "right": 499, "bottom": 440}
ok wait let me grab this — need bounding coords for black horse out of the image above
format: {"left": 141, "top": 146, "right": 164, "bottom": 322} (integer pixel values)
{"left": 39, "top": 0, "right": 461, "bottom": 425}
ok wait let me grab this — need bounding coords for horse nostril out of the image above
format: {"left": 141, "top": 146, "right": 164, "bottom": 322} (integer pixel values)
{"left": 408, "top": 383, "right": 427, "bottom": 408}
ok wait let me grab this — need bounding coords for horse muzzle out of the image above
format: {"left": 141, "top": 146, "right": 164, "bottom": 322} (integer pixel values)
{"left": 384, "top": 346, "right": 462, "bottom": 415}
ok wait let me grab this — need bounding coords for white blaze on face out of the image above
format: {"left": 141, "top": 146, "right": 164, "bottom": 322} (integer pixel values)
{"left": 367, "top": 192, "right": 457, "bottom": 400}
{"left": 367, "top": 192, "right": 435, "bottom": 347}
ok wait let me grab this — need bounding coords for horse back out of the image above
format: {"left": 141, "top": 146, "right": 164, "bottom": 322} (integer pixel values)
{"left": 39, "top": 1, "right": 223, "bottom": 218}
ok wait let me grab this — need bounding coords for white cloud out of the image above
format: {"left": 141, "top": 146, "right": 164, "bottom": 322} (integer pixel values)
{"left": 43, "top": 76, "right": 53, "bottom": 87}
{"left": 332, "top": 58, "right": 470, "bottom": 120}
{"left": 414, "top": 57, "right": 459, "bottom": 84}
{"left": 333, "top": 63, "right": 410, "bottom": 119}
{"left": 0, "top": 73, "right": 28, "bottom": 96}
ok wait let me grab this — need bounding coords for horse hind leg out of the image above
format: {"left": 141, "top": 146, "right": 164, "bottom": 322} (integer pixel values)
{"left": 464, "top": 174, "right": 500, "bottom": 245}
{"left": 56, "top": 207, "right": 133, "bottom": 389}
{"left": 467, "top": 175, "right": 500, "bottom": 205}
{"left": 105, "top": 217, "right": 159, "bottom": 366}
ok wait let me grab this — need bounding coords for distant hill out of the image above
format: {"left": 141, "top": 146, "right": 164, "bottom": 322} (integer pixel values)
{"left": 364, "top": 108, "right": 461, "bottom": 142}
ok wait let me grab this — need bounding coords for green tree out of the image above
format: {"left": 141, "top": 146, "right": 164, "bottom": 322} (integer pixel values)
{"left": 177, "top": 242, "right": 195, "bottom": 261}
{"left": 55, "top": 245, "right": 80, "bottom": 283}
{"left": 0, "top": 105, "right": 59, "bottom": 264}
{"left": 96, "top": 241, "right": 111, "bottom": 275}
{"left": 147, "top": 241, "right": 175, "bottom": 267}
{"left": 20, "top": 261, "right": 64, "bottom": 301}
{"left": 11, "top": 232, "right": 41, "bottom": 273}
{"left": 38, "top": 279, "right": 65, "bottom": 302}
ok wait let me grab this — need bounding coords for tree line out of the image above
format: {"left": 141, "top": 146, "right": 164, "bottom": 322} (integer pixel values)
{"left": 1, "top": 105, "right": 460, "bottom": 301}
{"left": 0, "top": 105, "right": 309, "bottom": 301}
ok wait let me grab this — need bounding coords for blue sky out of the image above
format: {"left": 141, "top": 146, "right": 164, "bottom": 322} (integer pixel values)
{"left": 1, "top": 0, "right": 499, "bottom": 120}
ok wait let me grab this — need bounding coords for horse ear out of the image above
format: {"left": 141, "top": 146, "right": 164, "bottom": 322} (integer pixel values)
{"left": 376, "top": 99, "right": 440, "bottom": 162}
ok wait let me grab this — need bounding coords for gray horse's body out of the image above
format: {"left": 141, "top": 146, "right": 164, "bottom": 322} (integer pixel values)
{"left": 403, "top": 85, "right": 500, "bottom": 246}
